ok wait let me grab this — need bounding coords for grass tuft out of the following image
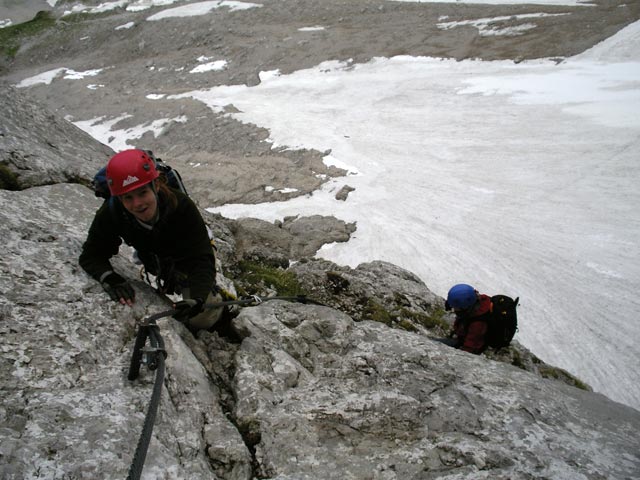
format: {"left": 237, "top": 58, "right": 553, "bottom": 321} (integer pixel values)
{"left": 235, "top": 260, "right": 303, "bottom": 297}
{"left": 364, "top": 299, "right": 393, "bottom": 325}
{"left": 539, "top": 365, "right": 591, "bottom": 391}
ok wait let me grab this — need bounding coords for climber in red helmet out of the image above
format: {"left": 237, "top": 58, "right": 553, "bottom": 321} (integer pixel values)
{"left": 79, "top": 149, "right": 222, "bottom": 331}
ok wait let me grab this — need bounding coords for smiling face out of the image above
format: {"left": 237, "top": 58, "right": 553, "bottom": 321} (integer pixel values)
{"left": 120, "top": 182, "right": 158, "bottom": 223}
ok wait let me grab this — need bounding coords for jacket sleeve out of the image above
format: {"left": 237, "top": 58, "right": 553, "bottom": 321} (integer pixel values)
{"left": 171, "top": 196, "right": 216, "bottom": 301}
{"left": 460, "top": 319, "right": 488, "bottom": 354}
{"left": 180, "top": 254, "right": 216, "bottom": 301}
{"left": 78, "top": 202, "right": 123, "bottom": 282}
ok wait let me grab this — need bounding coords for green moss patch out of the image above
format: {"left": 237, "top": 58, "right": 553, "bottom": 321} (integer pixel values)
{"left": 402, "top": 307, "right": 450, "bottom": 332}
{"left": 363, "top": 299, "right": 393, "bottom": 326}
{"left": 539, "top": 365, "right": 590, "bottom": 391}
{"left": 362, "top": 301, "right": 450, "bottom": 335}
{"left": 510, "top": 349, "right": 525, "bottom": 369}
{"left": 235, "top": 260, "right": 304, "bottom": 297}
{"left": 0, "top": 164, "right": 20, "bottom": 190}
{"left": 0, "top": 11, "right": 56, "bottom": 59}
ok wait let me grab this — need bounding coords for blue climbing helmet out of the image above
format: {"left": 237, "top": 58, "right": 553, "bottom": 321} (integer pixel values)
{"left": 446, "top": 284, "right": 478, "bottom": 310}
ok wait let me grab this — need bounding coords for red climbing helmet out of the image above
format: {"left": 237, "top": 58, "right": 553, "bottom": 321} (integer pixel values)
{"left": 106, "top": 149, "right": 159, "bottom": 196}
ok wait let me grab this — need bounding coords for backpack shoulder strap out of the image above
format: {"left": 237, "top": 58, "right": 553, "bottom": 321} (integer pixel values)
{"left": 107, "top": 196, "right": 128, "bottom": 226}
{"left": 107, "top": 196, "right": 117, "bottom": 223}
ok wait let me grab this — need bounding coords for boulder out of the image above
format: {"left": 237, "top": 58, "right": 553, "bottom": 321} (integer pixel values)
{"left": 0, "top": 84, "right": 112, "bottom": 190}
{"left": 223, "top": 215, "right": 356, "bottom": 265}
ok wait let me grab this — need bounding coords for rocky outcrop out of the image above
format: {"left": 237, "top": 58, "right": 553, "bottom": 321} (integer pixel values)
{"left": 222, "top": 215, "right": 356, "bottom": 267}
{"left": 288, "top": 258, "right": 592, "bottom": 390}
{"left": 291, "top": 258, "right": 447, "bottom": 333}
{"left": 207, "top": 301, "right": 640, "bottom": 479}
{"left": 0, "top": 83, "right": 112, "bottom": 189}
{"left": 335, "top": 184, "right": 355, "bottom": 201}
{"left": 0, "top": 184, "right": 250, "bottom": 479}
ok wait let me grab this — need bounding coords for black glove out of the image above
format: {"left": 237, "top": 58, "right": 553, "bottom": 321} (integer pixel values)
{"left": 172, "top": 298, "right": 204, "bottom": 322}
{"left": 101, "top": 272, "right": 135, "bottom": 305}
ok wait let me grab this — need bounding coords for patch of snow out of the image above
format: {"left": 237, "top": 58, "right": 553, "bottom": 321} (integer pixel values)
{"left": 127, "top": 0, "right": 186, "bottom": 11}
{"left": 115, "top": 21, "right": 135, "bottom": 30}
{"left": 265, "top": 186, "right": 300, "bottom": 194}
{"left": 63, "top": 68, "right": 103, "bottom": 80}
{"left": 323, "top": 155, "right": 360, "bottom": 176}
{"left": 437, "top": 13, "right": 569, "bottom": 37}
{"left": 62, "top": 1, "right": 128, "bottom": 16}
{"left": 190, "top": 60, "right": 228, "bottom": 73}
{"left": 15, "top": 67, "right": 103, "bottom": 87}
{"left": 72, "top": 114, "right": 187, "bottom": 152}
{"left": 146, "top": 0, "right": 262, "bottom": 21}
{"left": 15, "top": 68, "right": 67, "bottom": 88}
{"left": 259, "top": 70, "right": 281, "bottom": 82}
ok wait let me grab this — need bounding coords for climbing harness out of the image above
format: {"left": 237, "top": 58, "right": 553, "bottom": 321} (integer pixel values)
{"left": 125, "top": 293, "right": 323, "bottom": 479}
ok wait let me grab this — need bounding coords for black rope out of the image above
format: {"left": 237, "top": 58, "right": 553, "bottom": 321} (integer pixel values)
{"left": 203, "top": 294, "right": 325, "bottom": 309}
{"left": 126, "top": 320, "right": 169, "bottom": 480}
{"left": 127, "top": 332, "right": 145, "bottom": 382}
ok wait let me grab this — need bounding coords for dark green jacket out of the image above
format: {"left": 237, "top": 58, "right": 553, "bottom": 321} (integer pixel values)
{"left": 79, "top": 190, "right": 215, "bottom": 301}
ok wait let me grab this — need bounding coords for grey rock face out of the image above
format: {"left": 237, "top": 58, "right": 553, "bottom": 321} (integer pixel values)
{"left": 2, "top": 182, "right": 639, "bottom": 479}
{"left": 0, "top": 84, "right": 112, "bottom": 189}
{"left": 224, "top": 215, "right": 357, "bottom": 266}
{"left": 335, "top": 184, "right": 355, "bottom": 201}
{"left": 173, "top": 150, "right": 346, "bottom": 209}
{"left": 291, "top": 258, "right": 447, "bottom": 334}
{"left": 0, "top": 184, "right": 250, "bottom": 480}
{"left": 223, "top": 301, "right": 640, "bottom": 479}
{"left": 289, "top": 259, "right": 591, "bottom": 389}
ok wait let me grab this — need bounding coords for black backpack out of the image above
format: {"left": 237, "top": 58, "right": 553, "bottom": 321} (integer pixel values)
{"left": 485, "top": 295, "right": 519, "bottom": 350}
{"left": 91, "top": 150, "right": 188, "bottom": 199}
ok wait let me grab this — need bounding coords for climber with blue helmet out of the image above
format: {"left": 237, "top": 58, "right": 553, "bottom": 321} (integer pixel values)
{"left": 445, "top": 283, "right": 493, "bottom": 354}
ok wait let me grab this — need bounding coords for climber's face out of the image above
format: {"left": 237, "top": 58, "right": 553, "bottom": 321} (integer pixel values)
{"left": 120, "top": 183, "right": 158, "bottom": 224}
